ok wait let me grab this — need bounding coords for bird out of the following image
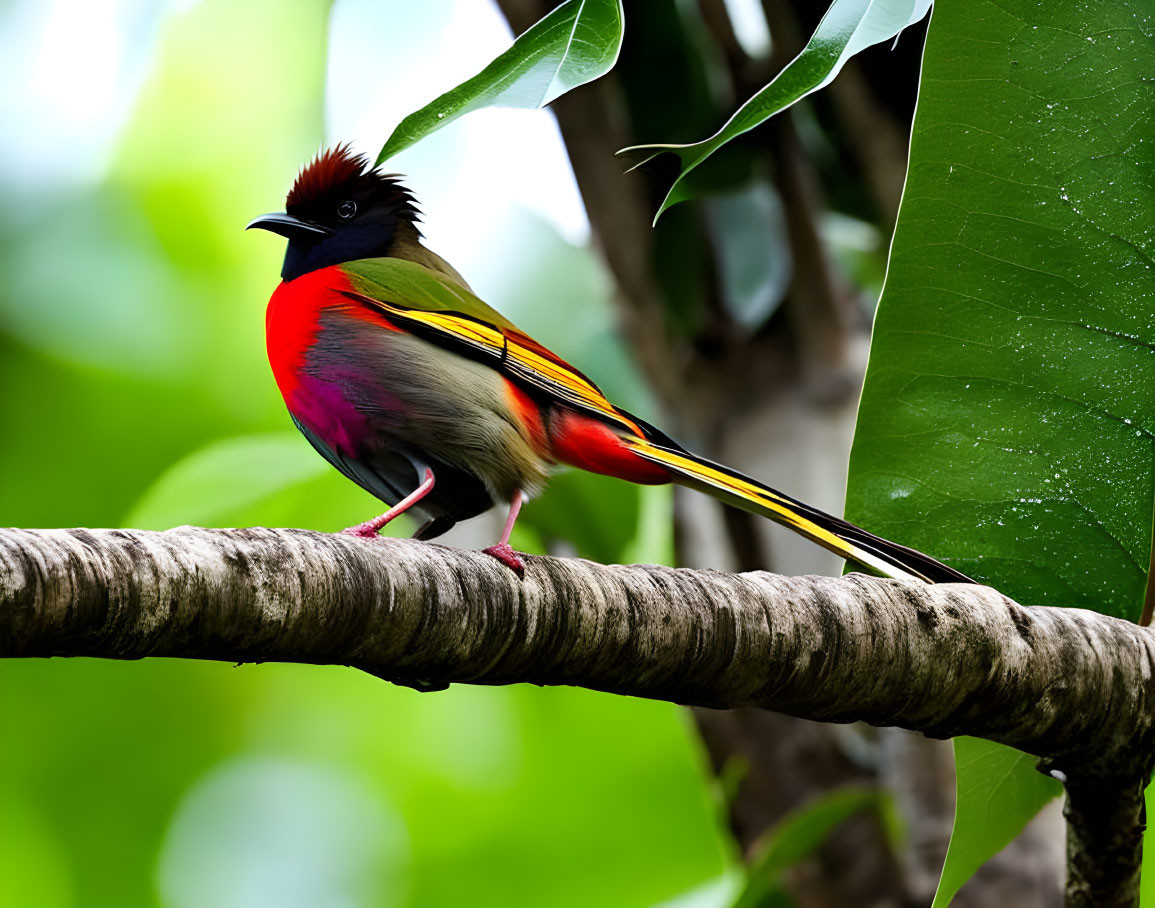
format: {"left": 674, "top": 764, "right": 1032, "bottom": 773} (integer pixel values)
{"left": 248, "top": 144, "right": 971, "bottom": 584}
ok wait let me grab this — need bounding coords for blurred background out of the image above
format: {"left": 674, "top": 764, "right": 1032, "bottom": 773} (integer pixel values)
{"left": 3, "top": 1, "right": 1053, "bottom": 906}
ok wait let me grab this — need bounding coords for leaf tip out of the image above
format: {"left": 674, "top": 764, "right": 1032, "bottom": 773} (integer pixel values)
{"left": 374, "top": 140, "right": 396, "bottom": 168}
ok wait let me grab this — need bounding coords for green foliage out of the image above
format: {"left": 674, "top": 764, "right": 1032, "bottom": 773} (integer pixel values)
{"left": 126, "top": 433, "right": 326, "bottom": 529}
{"left": 518, "top": 469, "right": 641, "bottom": 564}
{"left": 1143, "top": 776, "right": 1155, "bottom": 906}
{"left": 622, "top": 0, "right": 930, "bottom": 220}
{"left": 124, "top": 430, "right": 396, "bottom": 535}
{"left": 844, "top": 0, "right": 1155, "bottom": 900}
{"left": 0, "top": 2, "right": 728, "bottom": 905}
{"left": 931, "top": 739, "right": 1062, "bottom": 907}
{"left": 7, "top": 0, "right": 1150, "bottom": 902}
{"left": 704, "top": 181, "right": 792, "bottom": 332}
{"left": 0, "top": 659, "right": 730, "bottom": 908}
{"left": 376, "top": 0, "right": 624, "bottom": 164}
{"left": 732, "top": 787, "right": 885, "bottom": 908}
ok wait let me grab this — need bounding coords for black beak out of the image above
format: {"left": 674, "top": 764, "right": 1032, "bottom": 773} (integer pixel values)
{"left": 245, "top": 212, "right": 332, "bottom": 239}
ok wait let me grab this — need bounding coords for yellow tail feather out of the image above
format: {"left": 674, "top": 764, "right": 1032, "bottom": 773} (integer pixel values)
{"left": 625, "top": 437, "right": 971, "bottom": 584}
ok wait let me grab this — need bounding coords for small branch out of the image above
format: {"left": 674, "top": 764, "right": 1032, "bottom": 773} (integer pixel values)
{"left": 826, "top": 61, "right": 911, "bottom": 227}
{"left": 1140, "top": 531, "right": 1155, "bottom": 626}
{"left": 770, "top": 113, "right": 856, "bottom": 393}
{"left": 1063, "top": 774, "right": 1146, "bottom": 907}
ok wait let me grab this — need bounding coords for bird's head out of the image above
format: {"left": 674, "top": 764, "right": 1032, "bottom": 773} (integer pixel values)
{"left": 247, "top": 144, "right": 419, "bottom": 281}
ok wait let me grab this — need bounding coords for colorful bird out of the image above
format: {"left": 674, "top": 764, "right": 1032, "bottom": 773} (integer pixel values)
{"left": 249, "top": 145, "right": 970, "bottom": 583}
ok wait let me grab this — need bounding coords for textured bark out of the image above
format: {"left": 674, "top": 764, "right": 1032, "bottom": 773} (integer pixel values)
{"left": 1, "top": 526, "right": 1151, "bottom": 770}
{"left": 1063, "top": 775, "right": 1146, "bottom": 908}
{"left": 2, "top": 525, "right": 1151, "bottom": 902}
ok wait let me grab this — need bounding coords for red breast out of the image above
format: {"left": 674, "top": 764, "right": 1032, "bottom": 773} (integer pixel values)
{"left": 266, "top": 268, "right": 346, "bottom": 401}
{"left": 265, "top": 265, "right": 404, "bottom": 400}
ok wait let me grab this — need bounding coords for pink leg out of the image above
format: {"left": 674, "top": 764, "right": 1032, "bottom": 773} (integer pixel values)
{"left": 341, "top": 468, "right": 436, "bottom": 538}
{"left": 483, "top": 489, "right": 526, "bottom": 576}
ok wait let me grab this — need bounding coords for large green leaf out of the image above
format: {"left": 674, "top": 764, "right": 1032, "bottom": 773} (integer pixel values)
{"left": 931, "top": 738, "right": 1061, "bottom": 907}
{"left": 844, "top": 0, "right": 1155, "bottom": 899}
{"left": 622, "top": 0, "right": 930, "bottom": 221}
{"left": 847, "top": 0, "right": 1155, "bottom": 613}
{"left": 376, "top": 0, "right": 624, "bottom": 164}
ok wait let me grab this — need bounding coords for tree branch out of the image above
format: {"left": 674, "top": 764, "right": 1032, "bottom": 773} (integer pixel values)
{"left": 3, "top": 526, "right": 1152, "bottom": 903}
{"left": 0, "top": 526, "right": 1150, "bottom": 771}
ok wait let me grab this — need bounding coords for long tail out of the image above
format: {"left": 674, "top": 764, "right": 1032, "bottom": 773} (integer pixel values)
{"left": 622, "top": 434, "right": 972, "bottom": 584}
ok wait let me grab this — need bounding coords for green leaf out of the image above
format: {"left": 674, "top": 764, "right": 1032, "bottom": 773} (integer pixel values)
{"left": 844, "top": 0, "right": 1155, "bottom": 899}
{"left": 124, "top": 433, "right": 331, "bottom": 529}
{"left": 622, "top": 0, "right": 931, "bottom": 221}
{"left": 732, "top": 787, "right": 882, "bottom": 908}
{"left": 848, "top": 2, "right": 1155, "bottom": 619}
{"left": 931, "top": 739, "right": 1061, "bottom": 907}
{"left": 376, "top": 0, "right": 624, "bottom": 164}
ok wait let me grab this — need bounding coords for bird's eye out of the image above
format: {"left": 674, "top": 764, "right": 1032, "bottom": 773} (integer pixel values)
{"left": 337, "top": 200, "right": 357, "bottom": 220}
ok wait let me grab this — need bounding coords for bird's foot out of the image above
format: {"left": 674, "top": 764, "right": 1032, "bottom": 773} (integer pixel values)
{"left": 340, "top": 469, "right": 437, "bottom": 540}
{"left": 483, "top": 543, "right": 525, "bottom": 577}
{"left": 340, "top": 521, "right": 384, "bottom": 539}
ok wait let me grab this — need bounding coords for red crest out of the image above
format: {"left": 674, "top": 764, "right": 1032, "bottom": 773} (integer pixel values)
{"left": 286, "top": 143, "right": 372, "bottom": 208}
{"left": 284, "top": 144, "right": 419, "bottom": 228}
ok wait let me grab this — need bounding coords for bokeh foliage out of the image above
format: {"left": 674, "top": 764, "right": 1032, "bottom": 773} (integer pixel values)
{"left": 6, "top": 0, "right": 1147, "bottom": 902}
{"left": 0, "top": 1, "right": 730, "bottom": 905}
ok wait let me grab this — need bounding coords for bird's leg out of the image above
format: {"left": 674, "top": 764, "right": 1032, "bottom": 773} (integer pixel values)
{"left": 341, "top": 467, "right": 436, "bottom": 538}
{"left": 483, "top": 489, "right": 526, "bottom": 576}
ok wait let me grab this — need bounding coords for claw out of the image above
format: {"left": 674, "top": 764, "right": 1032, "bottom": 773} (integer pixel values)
{"left": 483, "top": 542, "right": 525, "bottom": 577}
{"left": 481, "top": 490, "right": 527, "bottom": 576}
{"left": 340, "top": 523, "right": 385, "bottom": 539}
{"left": 340, "top": 466, "right": 436, "bottom": 539}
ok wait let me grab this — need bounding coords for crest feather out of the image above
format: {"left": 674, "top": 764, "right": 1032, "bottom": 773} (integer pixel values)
{"left": 286, "top": 143, "right": 371, "bottom": 208}
{"left": 285, "top": 143, "right": 420, "bottom": 226}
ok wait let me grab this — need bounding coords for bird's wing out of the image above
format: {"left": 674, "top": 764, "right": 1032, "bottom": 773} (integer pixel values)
{"left": 339, "top": 258, "right": 644, "bottom": 435}
{"left": 344, "top": 257, "right": 519, "bottom": 329}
